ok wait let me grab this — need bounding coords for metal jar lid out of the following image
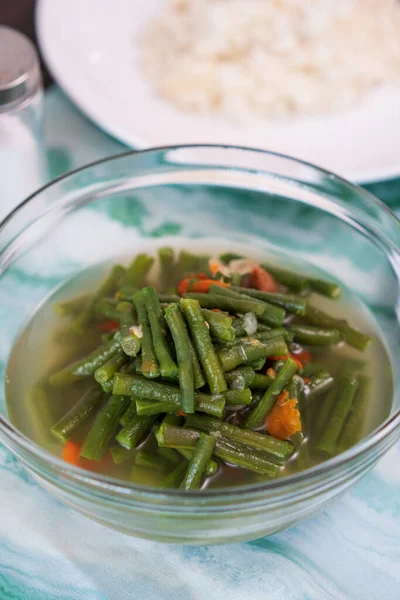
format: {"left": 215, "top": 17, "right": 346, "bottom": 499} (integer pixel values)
{"left": 0, "top": 25, "right": 42, "bottom": 110}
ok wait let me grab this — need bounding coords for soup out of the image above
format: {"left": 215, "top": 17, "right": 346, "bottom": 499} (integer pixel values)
{"left": 5, "top": 247, "right": 393, "bottom": 490}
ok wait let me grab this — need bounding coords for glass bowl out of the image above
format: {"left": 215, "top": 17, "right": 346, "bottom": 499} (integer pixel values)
{"left": 0, "top": 145, "right": 399, "bottom": 545}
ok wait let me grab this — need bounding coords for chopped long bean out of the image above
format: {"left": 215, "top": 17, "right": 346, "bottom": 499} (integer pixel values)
{"left": 119, "top": 397, "right": 137, "bottom": 426}
{"left": 217, "top": 337, "right": 287, "bottom": 372}
{"left": 180, "top": 298, "right": 227, "bottom": 394}
{"left": 231, "top": 286, "right": 307, "bottom": 316}
{"left": 133, "top": 291, "right": 160, "bottom": 378}
{"left": 160, "top": 461, "right": 188, "bottom": 488}
{"left": 80, "top": 395, "right": 129, "bottom": 461}
{"left": 209, "top": 285, "right": 286, "bottom": 327}
{"left": 117, "top": 302, "right": 141, "bottom": 356}
{"left": 94, "top": 349, "right": 127, "bottom": 385}
{"left": 303, "top": 305, "right": 371, "bottom": 351}
{"left": 288, "top": 324, "right": 341, "bottom": 346}
{"left": 224, "top": 366, "right": 255, "bottom": 390}
{"left": 143, "top": 287, "right": 178, "bottom": 378}
{"left": 180, "top": 433, "right": 215, "bottom": 490}
{"left": 158, "top": 247, "right": 176, "bottom": 290}
{"left": 317, "top": 376, "right": 359, "bottom": 454}
{"left": 337, "top": 375, "right": 371, "bottom": 452}
{"left": 116, "top": 414, "right": 157, "bottom": 449}
{"left": 164, "top": 303, "right": 195, "bottom": 413}
{"left": 202, "top": 308, "right": 235, "bottom": 342}
{"left": 183, "top": 293, "right": 266, "bottom": 317}
{"left": 244, "top": 357, "right": 299, "bottom": 428}
{"left": 125, "top": 254, "right": 154, "bottom": 287}
{"left": 51, "top": 387, "right": 104, "bottom": 442}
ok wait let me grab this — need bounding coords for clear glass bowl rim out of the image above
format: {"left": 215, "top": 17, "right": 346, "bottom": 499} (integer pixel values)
{"left": 0, "top": 143, "right": 399, "bottom": 501}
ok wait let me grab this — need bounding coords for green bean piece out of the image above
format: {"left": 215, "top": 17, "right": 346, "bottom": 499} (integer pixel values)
{"left": 116, "top": 415, "right": 157, "bottom": 449}
{"left": 119, "top": 397, "right": 137, "bottom": 426}
{"left": 80, "top": 395, "right": 129, "bottom": 461}
{"left": 183, "top": 293, "right": 266, "bottom": 317}
{"left": 175, "top": 448, "right": 218, "bottom": 476}
{"left": 164, "top": 303, "right": 195, "bottom": 413}
{"left": 288, "top": 324, "right": 341, "bottom": 346}
{"left": 135, "top": 450, "right": 170, "bottom": 472}
{"left": 178, "top": 250, "right": 207, "bottom": 275}
{"left": 116, "top": 301, "right": 141, "bottom": 357}
{"left": 250, "top": 373, "right": 274, "bottom": 389}
{"left": 188, "top": 337, "right": 206, "bottom": 389}
{"left": 157, "top": 423, "right": 281, "bottom": 477}
{"left": 109, "top": 446, "right": 136, "bottom": 465}
{"left": 244, "top": 357, "right": 299, "bottom": 428}
{"left": 125, "top": 254, "right": 154, "bottom": 287}
{"left": 158, "top": 246, "right": 176, "bottom": 289}
{"left": 143, "top": 287, "right": 178, "bottom": 378}
{"left": 71, "top": 264, "right": 126, "bottom": 333}
{"left": 217, "top": 337, "right": 287, "bottom": 372}
{"left": 94, "top": 298, "right": 120, "bottom": 322}
{"left": 180, "top": 298, "right": 227, "bottom": 394}
{"left": 317, "top": 376, "right": 359, "bottom": 454}
{"left": 248, "top": 357, "right": 267, "bottom": 371}
{"left": 301, "top": 361, "right": 328, "bottom": 377}
{"left": 49, "top": 336, "right": 121, "bottom": 387}
{"left": 303, "top": 305, "right": 371, "bottom": 351}
{"left": 135, "top": 393, "right": 225, "bottom": 419}
{"left": 55, "top": 294, "right": 89, "bottom": 317}
{"left": 100, "top": 332, "right": 114, "bottom": 345}
{"left": 180, "top": 433, "right": 216, "bottom": 490}
{"left": 133, "top": 291, "right": 160, "bottom": 378}
{"left": 231, "top": 286, "right": 307, "bottom": 316}
{"left": 157, "top": 446, "right": 182, "bottom": 465}
{"left": 202, "top": 308, "right": 235, "bottom": 342}
{"left": 261, "top": 264, "right": 309, "bottom": 292}
{"left": 185, "top": 415, "right": 294, "bottom": 460}
{"left": 313, "top": 384, "right": 338, "bottom": 435}
{"left": 222, "top": 328, "right": 293, "bottom": 347}
{"left": 115, "top": 285, "right": 136, "bottom": 301}
{"left": 208, "top": 285, "right": 286, "bottom": 328}
{"left": 308, "top": 277, "right": 341, "bottom": 299}
{"left": 101, "top": 358, "right": 138, "bottom": 393}
{"left": 306, "top": 370, "right": 334, "bottom": 399}
{"left": 158, "top": 293, "right": 180, "bottom": 303}
{"left": 223, "top": 388, "right": 252, "bottom": 405}
{"left": 51, "top": 388, "right": 104, "bottom": 442}
{"left": 160, "top": 461, "right": 188, "bottom": 488}
{"left": 231, "top": 313, "right": 258, "bottom": 337}
{"left": 94, "top": 349, "right": 127, "bottom": 385}
{"left": 224, "top": 366, "right": 255, "bottom": 390}
{"left": 28, "top": 386, "right": 58, "bottom": 443}
{"left": 337, "top": 375, "right": 371, "bottom": 452}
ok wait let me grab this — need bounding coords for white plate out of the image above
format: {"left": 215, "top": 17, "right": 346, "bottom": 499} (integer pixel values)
{"left": 37, "top": 0, "right": 400, "bottom": 183}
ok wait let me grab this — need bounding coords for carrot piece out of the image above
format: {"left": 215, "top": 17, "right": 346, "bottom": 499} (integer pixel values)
{"left": 249, "top": 265, "right": 277, "bottom": 293}
{"left": 177, "top": 273, "right": 209, "bottom": 295}
{"left": 62, "top": 441, "right": 81, "bottom": 466}
{"left": 210, "top": 308, "right": 222, "bottom": 312}
{"left": 97, "top": 319, "right": 120, "bottom": 332}
{"left": 176, "top": 410, "right": 188, "bottom": 417}
{"left": 293, "top": 349, "right": 312, "bottom": 364}
{"left": 265, "top": 391, "right": 302, "bottom": 440}
{"left": 209, "top": 260, "right": 221, "bottom": 275}
{"left": 303, "top": 377, "right": 310, "bottom": 384}
{"left": 187, "top": 279, "right": 230, "bottom": 293}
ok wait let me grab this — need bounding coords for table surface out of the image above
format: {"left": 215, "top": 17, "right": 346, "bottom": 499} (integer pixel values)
{"left": 0, "top": 86, "right": 399, "bottom": 600}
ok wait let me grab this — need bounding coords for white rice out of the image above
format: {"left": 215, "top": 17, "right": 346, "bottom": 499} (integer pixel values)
{"left": 140, "top": 0, "right": 400, "bottom": 120}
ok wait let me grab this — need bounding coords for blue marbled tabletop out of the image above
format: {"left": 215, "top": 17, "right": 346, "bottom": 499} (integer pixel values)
{"left": 0, "top": 88, "right": 399, "bottom": 600}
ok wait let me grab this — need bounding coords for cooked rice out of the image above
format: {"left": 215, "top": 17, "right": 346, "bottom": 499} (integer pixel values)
{"left": 140, "top": 0, "right": 400, "bottom": 120}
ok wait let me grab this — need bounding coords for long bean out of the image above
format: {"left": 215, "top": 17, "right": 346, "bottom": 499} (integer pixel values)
{"left": 180, "top": 433, "right": 215, "bottom": 490}
{"left": 157, "top": 424, "right": 281, "bottom": 477}
{"left": 164, "top": 303, "right": 195, "bottom": 413}
{"left": 135, "top": 393, "right": 225, "bottom": 419}
{"left": 119, "top": 397, "right": 137, "bottom": 426}
{"left": 308, "top": 277, "right": 341, "bottom": 299}
{"left": 223, "top": 388, "right": 252, "bottom": 405}
{"left": 94, "top": 298, "right": 120, "bottom": 322}
{"left": 317, "top": 376, "right": 359, "bottom": 454}
{"left": 125, "top": 254, "right": 154, "bottom": 287}
{"left": 217, "top": 337, "right": 287, "bottom": 372}
{"left": 244, "top": 357, "right": 299, "bottom": 428}
{"left": 202, "top": 308, "right": 235, "bottom": 342}
{"left": 222, "top": 328, "right": 293, "bottom": 347}
{"left": 224, "top": 366, "right": 255, "bottom": 390}
{"left": 80, "top": 395, "right": 129, "bottom": 461}
{"left": 288, "top": 324, "right": 341, "bottom": 346}
{"left": 71, "top": 264, "right": 126, "bottom": 333}
{"left": 231, "top": 286, "right": 307, "bottom": 316}
{"left": 158, "top": 247, "right": 176, "bottom": 290}
{"left": 209, "top": 285, "right": 286, "bottom": 327}
{"left": 94, "top": 349, "right": 127, "bottom": 385}
{"left": 49, "top": 336, "right": 121, "bottom": 387}
{"left": 261, "top": 264, "right": 309, "bottom": 292}
{"left": 116, "top": 414, "right": 156, "bottom": 449}
{"left": 132, "top": 291, "right": 160, "bottom": 378}
{"left": 55, "top": 295, "right": 89, "bottom": 317}
{"left": 185, "top": 415, "right": 294, "bottom": 460}
{"left": 180, "top": 298, "right": 227, "bottom": 394}
{"left": 117, "top": 302, "right": 141, "bottom": 356}
{"left": 160, "top": 461, "right": 188, "bottom": 488}
{"left": 250, "top": 373, "right": 274, "bottom": 389}
{"left": 183, "top": 293, "right": 266, "bottom": 316}
{"left": 143, "top": 287, "right": 178, "bottom": 378}
{"left": 337, "top": 375, "right": 371, "bottom": 452}
{"left": 306, "top": 370, "right": 334, "bottom": 399}
{"left": 231, "top": 313, "right": 258, "bottom": 337}
{"left": 51, "top": 387, "right": 104, "bottom": 442}
{"left": 303, "top": 305, "right": 371, "bottom": 351}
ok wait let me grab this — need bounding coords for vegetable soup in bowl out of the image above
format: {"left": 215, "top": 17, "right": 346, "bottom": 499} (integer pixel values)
{"left": 0, "top": 145, "right": 399, "bottom": 544}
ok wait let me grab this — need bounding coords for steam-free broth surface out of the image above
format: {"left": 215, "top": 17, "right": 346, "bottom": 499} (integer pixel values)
{"left": 5, "top": 246, "right": 393, "bottom": 490}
